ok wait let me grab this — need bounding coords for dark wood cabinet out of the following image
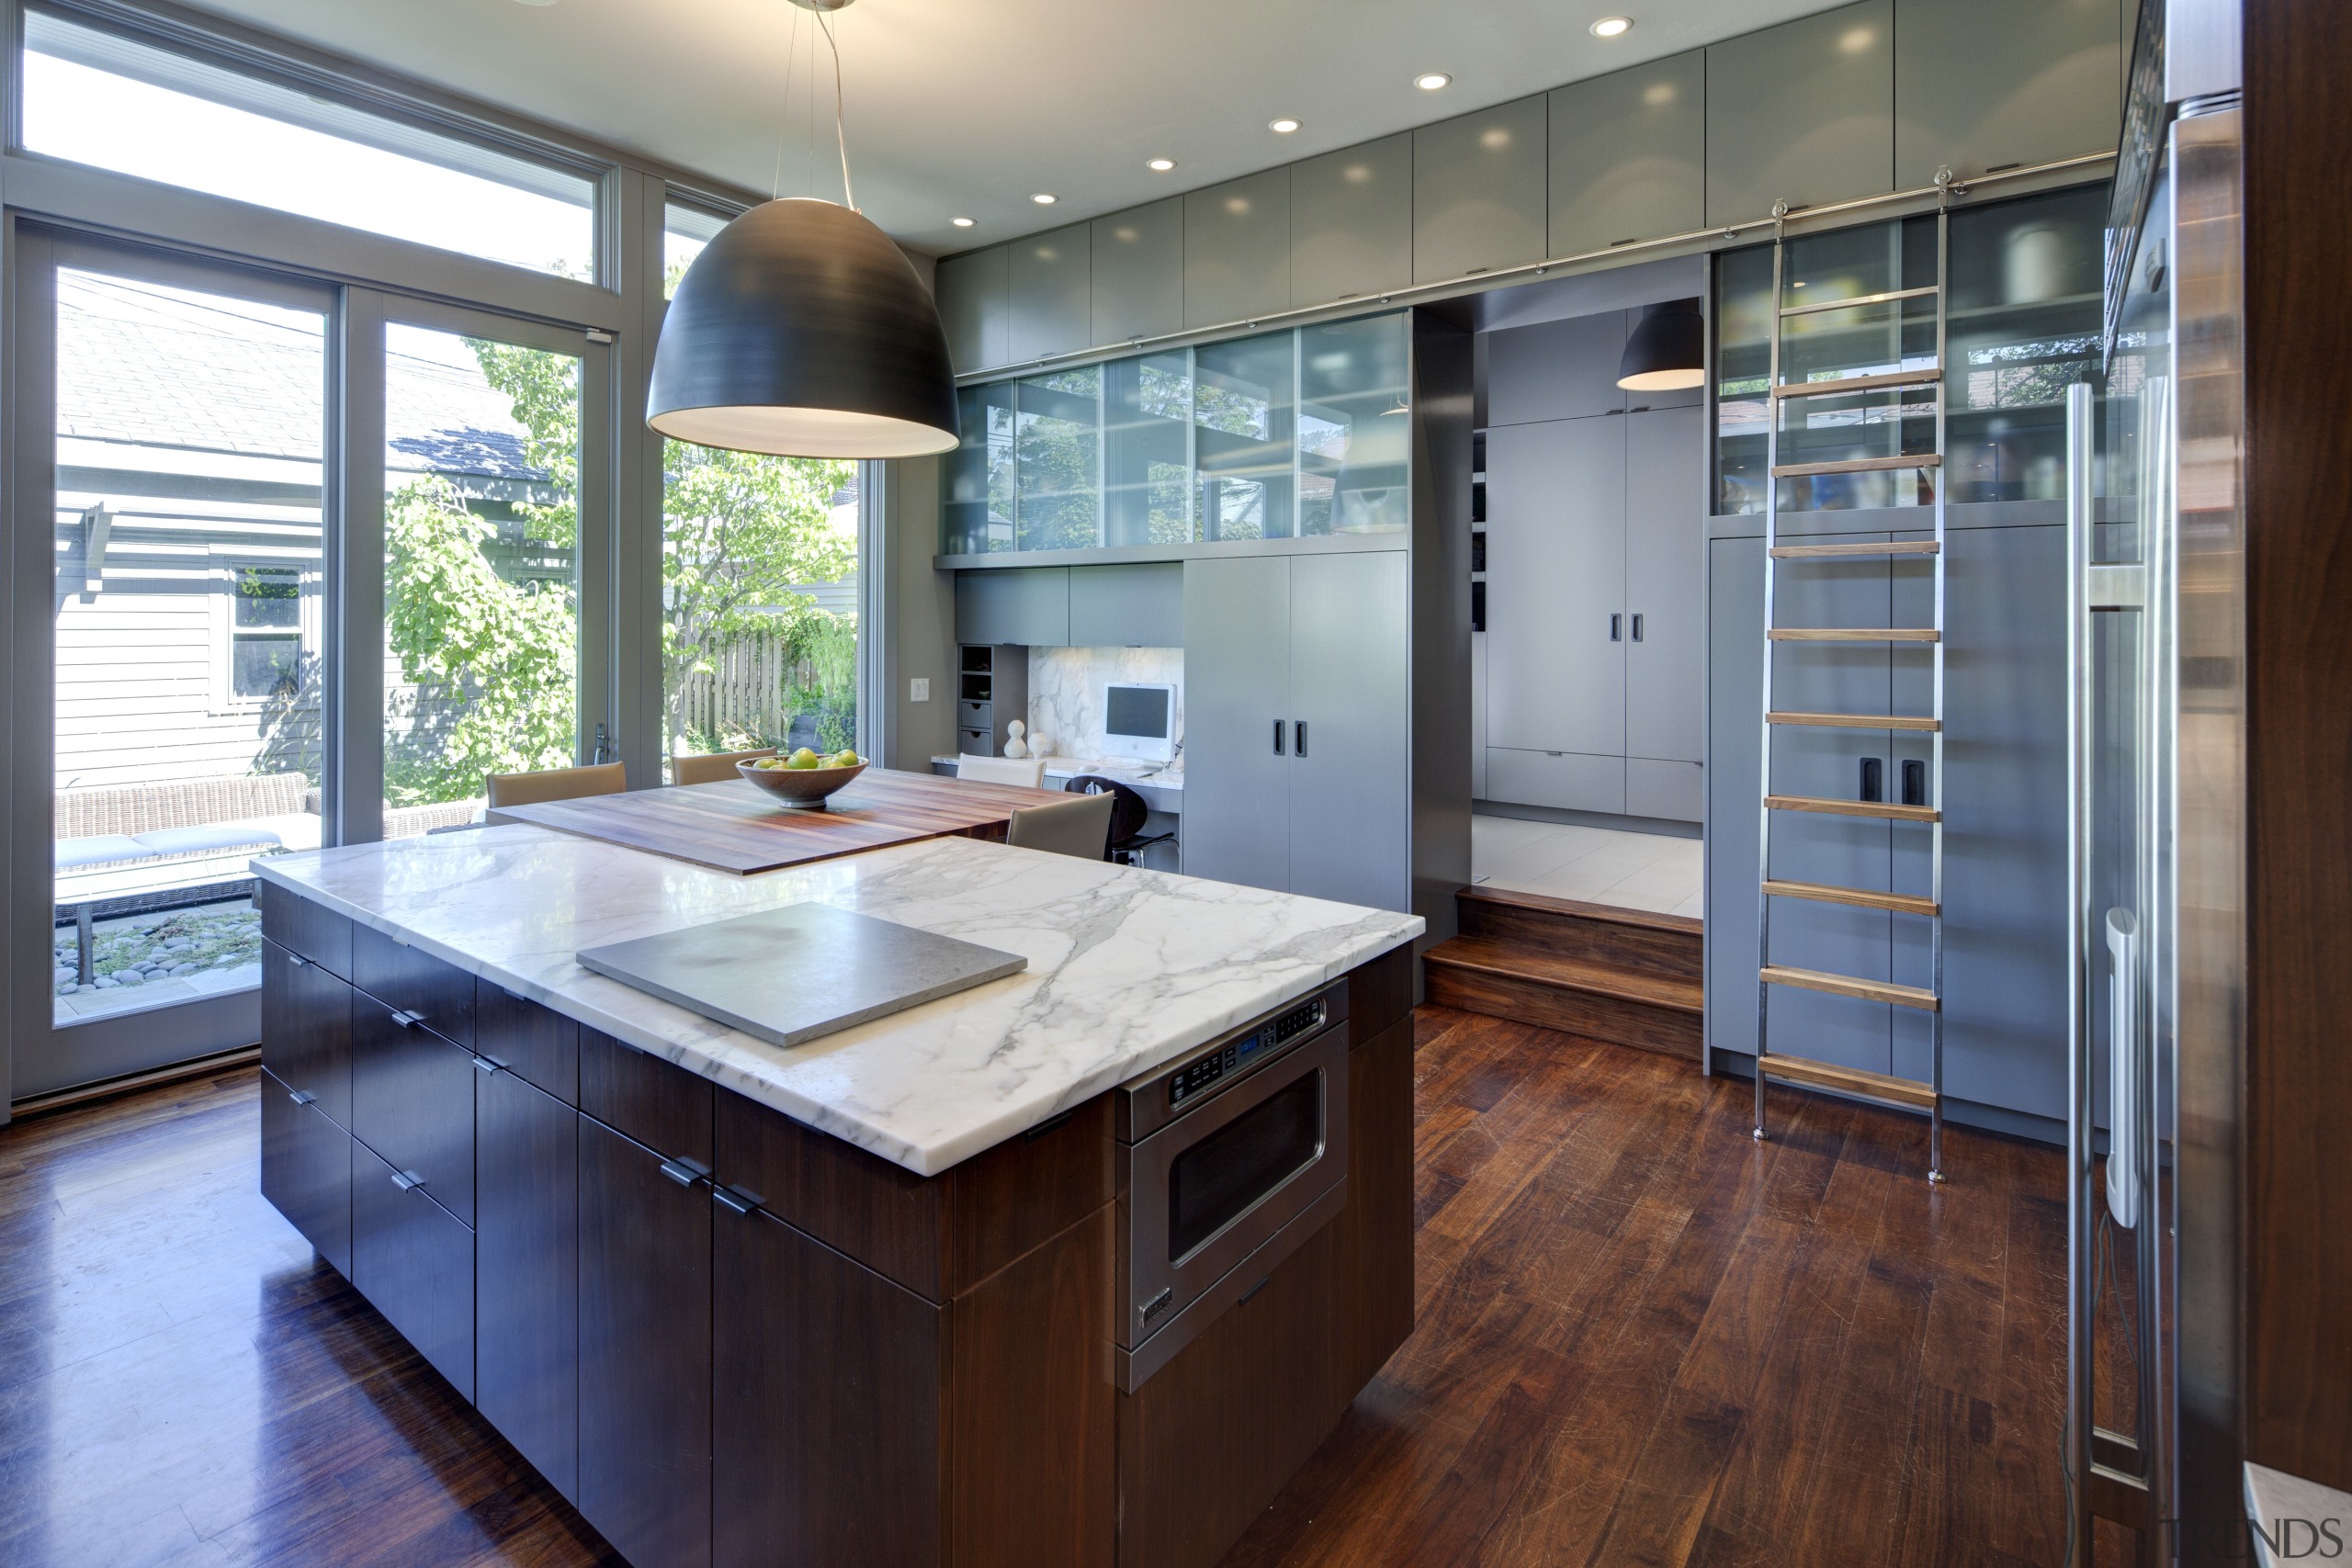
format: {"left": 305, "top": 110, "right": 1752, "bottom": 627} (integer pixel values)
{"left": 352, "top": 922, "right": 473, "bottom": 1048}
{"left": 258, "top": 879, "right": 353, "bottom": 977}
{"left": 581, "top": 1026, "right": 711, "bottom": 1164}
{"left": 475, "top": 981, "right": 580, "bottom": 1104}
{"left": 349, "top": 994, "right": 478, "bottom": 1226}
{"left": 261, "top": 940, "right": 354, "bottom": 1129}
{"left": 477, "top": 1063, "right": 579, "bottom": 1504}
{"left": 259, "top": 1066, "right": 352, "bottom": 1277}
{"left": 579, "top": 1113, "right": 713, "bottom": 1568}
{"left": 351, "top": 1139, "right": 475, "bottom": 1401}
{"left": 712, "top": 1204, "right": 944, "bottom": 1568}
{"left": 1336, "top": 1013, "right": 1416, "bottom": 1396}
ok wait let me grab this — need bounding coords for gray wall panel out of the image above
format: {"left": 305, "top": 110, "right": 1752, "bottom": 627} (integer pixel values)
{"left": 1291, "top": 133, "right": 1413, "bottom": 309}
{"left": 1894, "top": 0, "right": 2124, "bottom": 186}
{"left": 1549, "top": 51, "right": 1707, "bottom": 257}
{"left": 1483, "top": 416, "right": 1624, "bottom": 757}
{"left": 1288, "top": 551, "right": 1410, "bottom": 911}
{"left": 1008, "top": 223, "right": 1091, "bottom": 363}
{"left": 1413, "top": 95, "right": 1549, "bottom": 285}
{"left": 1486, "top": 310, "right": 1628, "bottom": 426}
{"left": 1184, "top": 168, "right": 1292, "bottom": 329}
{"left": 1705, "top": 0, "right": 1894, "bottom": 224}
{"left": 1091, "top": 198, "right": 1184, "bottom": 346}
{"left": 935, "top": 245, "right": 1009, "bottom": 374}
{"left": 1069, "top": 562, "right": 1182, "bottom": 648}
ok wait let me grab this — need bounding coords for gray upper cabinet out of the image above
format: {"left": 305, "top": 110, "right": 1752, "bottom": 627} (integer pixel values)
{"left": 1185, "top": 167, "right": 1291, "bottom": 330}
{"left": 935, "top": 245, "right": 1009, "bottom": 374}
{"left": 1894, "top": 0, "right": 2123, "bottom": 186}
{"left": 1548, "top": 51, "right": 1706, "bottom": 258}
{"left": 1069, "top": 563, "right": 1182, "bottom": 648}
{"left": 1291, "top": 133, "right": 1412, "bottom": 309}
{"left": 955, "top": 567, "right": 1069, "bottom": 647}
{"left": 1706, "top": 0, "right": 1894, "bottom": 225}
{"left": 1414, "top": 95, "right": 1548, "bottom": 285}
{"left": 1008, "top": 223, "right": 1091, "bottom": 364}
{"left": 1091, "top": 198, "right": 1183, "bottom": 346}
{"left": 1485, "top": 310, "right": 1628, "bottom": 426}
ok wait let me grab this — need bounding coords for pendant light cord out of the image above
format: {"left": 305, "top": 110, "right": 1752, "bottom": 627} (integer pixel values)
{"left": 770, "top": 0, "right": 803, "bottom": 200}
{"left": 816, "top": 5, "right": 854, "bottom": 211}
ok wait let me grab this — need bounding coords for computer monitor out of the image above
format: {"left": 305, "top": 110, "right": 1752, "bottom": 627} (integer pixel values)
{"left": 1102, "top": 682, "right": 1176, "bottom": 763}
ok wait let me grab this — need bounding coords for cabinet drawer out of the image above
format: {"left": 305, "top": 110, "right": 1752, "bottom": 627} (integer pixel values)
{"left": 260, "top": 1066, "right": 352, "bottom": 1278}
{"left": 581, "top": 1026, "right": 712, "bottom": 1166}
{"left": 351, "top": 995, "right": 479, "bottom": 1226}
{"left": 958, "top": 728, "right": 992, "bottom": 756}
{"left": 957, "top": 700, "right": 992, "bottom": 731}
{"left": 1485, "top": 748, "right": 1626, "bottom": 815}
{"left": 258, "top": 880, "right": 354, "bottom": 979}
{"left": 353, "top": 922, "right": 474, "bottom": 1048}
{"left": 262, "top": 940, "right": 354, "bottom": 1129}
{"left": 352, "top": 1140, "right": 475, "bottom": 1402}
{"left": 477, "top": 1066, "right": 580, "bottom": 1502}
{"left": 1625, "top": 757, "right": 1704, "bottom": 824}
{"left": 474, "top": 982, "right": 579, "bottom": 1105}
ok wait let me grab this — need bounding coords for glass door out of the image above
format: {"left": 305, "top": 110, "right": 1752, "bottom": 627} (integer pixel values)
{"left": 17, "top": 235, "right": 336, "bottom": 1096}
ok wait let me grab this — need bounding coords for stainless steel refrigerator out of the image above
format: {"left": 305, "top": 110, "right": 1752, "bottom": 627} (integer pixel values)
{"left": 2066, "top": 0, "right": 2246, "bottom": 1559}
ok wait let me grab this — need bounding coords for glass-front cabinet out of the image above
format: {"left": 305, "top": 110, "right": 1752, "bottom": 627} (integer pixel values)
{"left": 944, "top": 311, "right": 1408, "bottom": 556}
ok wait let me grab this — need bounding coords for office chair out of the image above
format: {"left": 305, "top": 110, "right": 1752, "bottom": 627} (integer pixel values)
{"left": 1063, "top": 774, "right": 1175, "bottom": 866}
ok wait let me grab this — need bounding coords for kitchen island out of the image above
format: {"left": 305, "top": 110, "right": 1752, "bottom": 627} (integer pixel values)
{"left": 254, "top": 824, "right": 1421, "bottom": 1568}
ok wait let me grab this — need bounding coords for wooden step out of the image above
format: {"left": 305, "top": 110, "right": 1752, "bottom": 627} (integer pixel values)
{"left": 1763, "top": 878, "right": 1939, "bottom": 917}
{"left": 1761, "top": 964, "right": 1939, "bottom": 1011}
{"left": 1758, "top": 1054, "right": 1938, "bottom": 1110}
{"left": 1771, "top": 540, "right": 1940, "bottom": 559}
{"left": 1767, "top": 794, "right": 1939, "bottom": 823}
{"left": 1426, "top": 936, "right": 1702, "bottom": 1061}
{"left": 1771, "top": 367, "right": 1941, "bottom": 400}
{"left": 1769, "top": 710, "right": 1941, "bottom": 732}
{"left": 1769, "top": 626, "right": 1940, "bottom": 643}
{"left": 1771, "top": 453, "right": 1943, "bottom": 479}
{"left": 1453, "top": 886, "right": 1702, "bottom": 980}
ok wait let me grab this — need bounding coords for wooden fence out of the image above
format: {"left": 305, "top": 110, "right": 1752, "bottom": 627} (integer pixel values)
{"left": 673, "top": 631, "right": 823, "bottom": 745}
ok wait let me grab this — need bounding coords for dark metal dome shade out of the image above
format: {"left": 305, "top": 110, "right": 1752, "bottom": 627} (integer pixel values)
{"left": 649, "top": 197, "right": 960, "bottom": 459}
{"left": 1616, "top": 298, "right": 1705, "bottom": 392}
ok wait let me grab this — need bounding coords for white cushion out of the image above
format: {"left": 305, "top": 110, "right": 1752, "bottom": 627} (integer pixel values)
{"left": 130, "top": 824, "right": 282, "bottom": 856}
{"left": 54, "top": 834, "right": 149, "bottom": 869}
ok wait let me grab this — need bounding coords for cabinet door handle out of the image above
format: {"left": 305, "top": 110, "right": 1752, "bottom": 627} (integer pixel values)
{"left": 1610, "top": 614, "right": 1623, "bottom": 642}
{"left": 658, "top": 1156, "right": 711, "bottom": 1188}
{"left": 710, "top": 1184, "right": 759, "bottom": 1216}
{"left": 1901, "top": 759, "right": 1927, "bottom": 807}
{"left": 1860, "top": 757, "right": 1884, "bottom": 803}
{"left": 390, "top": 1170, "right": 425, "bottom": 1193}
{"left": 1631, "top": 613, "right": 1645, "bottom": 642}
{"left": 1294, "top": 720, "right": 1307, "bottom": 758}
{"left": 470, "top": 1054, "right": 504, "bottom": 1076}
{"left": 1272, "top": 719, "right": 1285, "bottom": 756}
{"left": 389, "top": 1009, "right": 424, "bottom": 1030}
{"left": 288, "top": 1089, "right": 317, "bottom": 1107}
{"left": 287, "top": 951, "right": 310, "bottom": 969}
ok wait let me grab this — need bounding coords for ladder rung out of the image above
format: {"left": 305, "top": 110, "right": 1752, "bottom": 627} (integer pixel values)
{"left": 1769, "top": 711, "right": 1941, "bottom": 731}
{"left": 1772, "top": 454, "right": 1944, "bottom": 479}
{"left": 1769, "top": 627, "right": 1940, "bottom": 643}
{"left": 1767, "top": 794, "right": 1939, "bottom": 823}
{"left": 1764, "top": 878, "right": 1939, "bottom": 917}
{"left": 1757, "top": 1052, "right": 1940, "bottom": 1107}
{"left": 1771, "top": 367, "right": 1942, "bottom": 400}
{"left": 1770, "top": 540, "right": 1940, "bottom": 558}
{"left": 1761, "top": 964, "right": 1940, "bottom": 1013}
{"left": 1779, "top": 284, "right": 1939, "bottom": 319}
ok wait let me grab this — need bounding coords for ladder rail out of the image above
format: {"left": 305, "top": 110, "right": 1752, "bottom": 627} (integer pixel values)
{"left": 1928, "top": 193, "right": 1951, "bottom": 1182}
{"left": 1753, "top": 230, "right": 1783, "bottom": 1149}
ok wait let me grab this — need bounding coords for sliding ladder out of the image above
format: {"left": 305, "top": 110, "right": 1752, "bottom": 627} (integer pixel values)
{"left": 1753, "top": 187, "right": 1951, "bottom": 1181}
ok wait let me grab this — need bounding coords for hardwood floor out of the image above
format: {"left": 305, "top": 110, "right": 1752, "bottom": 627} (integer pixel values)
{"left": 0, "top": 1010, "right": 2067, "bottom": 1567}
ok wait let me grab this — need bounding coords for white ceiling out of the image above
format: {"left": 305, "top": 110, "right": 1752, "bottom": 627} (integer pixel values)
{"left": 180, "top": 0, "right": 1847, "bottom": 255}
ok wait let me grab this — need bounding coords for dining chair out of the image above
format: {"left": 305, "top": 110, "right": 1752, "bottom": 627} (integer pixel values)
{"left": 1004, "top": 791, "right": 1115, "bottom": 861}
{"left": 484, "top": 761, "right": 627, "bottom": 809}
{"left": 956, "top": 753, "right": 1046, "bottom": 788}
{"left": 673, "top": 747, "right": 775, "bottom": 786}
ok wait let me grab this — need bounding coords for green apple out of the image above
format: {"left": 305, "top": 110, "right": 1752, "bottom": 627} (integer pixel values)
{"left": 786, "top": 747, "right": 821, "bottom": 770}
{"left": 831, "top": 750, "right": 860, "bottom": 768}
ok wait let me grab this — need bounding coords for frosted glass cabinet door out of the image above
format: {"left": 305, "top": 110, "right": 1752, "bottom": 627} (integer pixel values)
{"left": 1482, "top": 417, "right": 1624, "bottom": 757}
{"left": 1413, "top": 95, "right": 1548, "bottom": 284}
{"left": 1548, "top": 51, "right": 1707, "bottom": 257}
{"left": 1091, "top": 198, "right": 1184, "bottom": 346}
{"left": 1623, "top": 405, "right": 1706, "bottom": 766}
{"left": 1893, "top": 0, "right": 2123, "bottom": 186}
{"left": 1184, "top": 168, "right": 1291, "bottom": 330}
{"left": 1009, "top": 223, "right": 1091, "bottom": 363}
{"left": 1291, "top": 133, "right": 1412, "bottom": 308}
{"left": 1705, "top": 0, "right": 1894, "bottom": 225}
{"left": 935, "top": 245, "right": 1009, "bottom": 374}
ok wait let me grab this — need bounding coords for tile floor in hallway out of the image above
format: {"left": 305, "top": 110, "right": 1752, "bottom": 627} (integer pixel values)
{"left": 1471, "top": 814, "right": 1704, "bottom": 919}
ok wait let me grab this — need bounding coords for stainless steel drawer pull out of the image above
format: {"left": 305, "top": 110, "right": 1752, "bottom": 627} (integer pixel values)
{"left": 710, "top": 1185, "right": 758, "bottom": 1216}
{"left": 288, "top": 952, "right": 310, "bottom": 968}
{"left": 389, "top": 1009, "right": 424, "bottom": 1030}
{"left": 288, "top": 1089, "right": 317, "bottom": 1107}
{"left": 658, "top": 1157, "right": 707, "bottom": 1188}
{"left": 390, "top": 1170, "right": 426, "bottom": 1193}
{"left": 470, "top": 1054, "right": 504, "bottom": 1075}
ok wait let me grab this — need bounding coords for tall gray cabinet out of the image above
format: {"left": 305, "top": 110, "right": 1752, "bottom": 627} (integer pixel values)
{"left": 1705, "top": 516, "right": 2068, "bottom": 1126}
{"left": 1182, "top": 551, "right": 1410, "bottom": 912}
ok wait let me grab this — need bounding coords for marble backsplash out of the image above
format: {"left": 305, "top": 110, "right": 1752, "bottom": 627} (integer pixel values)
{"left": 1027, "top": 646, "right": 1184, "bottom": 764}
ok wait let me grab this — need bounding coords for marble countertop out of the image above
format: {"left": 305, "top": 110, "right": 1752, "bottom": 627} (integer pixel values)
{"left": 254, "top": 826, "right": 1417, "bottom": 1176}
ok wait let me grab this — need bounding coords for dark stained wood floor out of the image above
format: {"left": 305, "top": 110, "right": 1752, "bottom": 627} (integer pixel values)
{"left": 0, "top": 1008, "right": 2067, "bottom": 1567}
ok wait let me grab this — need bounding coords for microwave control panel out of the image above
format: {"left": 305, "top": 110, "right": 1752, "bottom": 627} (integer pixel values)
{"left": 1168, "top": 997, "right": 1325, "bottom": 1111}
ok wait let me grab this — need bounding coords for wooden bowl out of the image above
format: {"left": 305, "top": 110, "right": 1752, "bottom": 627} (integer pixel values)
{"left": 737, "top": 759, "right": 867, "bottom": 809}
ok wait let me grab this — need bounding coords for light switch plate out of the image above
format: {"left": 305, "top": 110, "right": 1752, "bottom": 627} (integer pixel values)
{"left": 910, "top": 677, "right": 930, "bottom": 702}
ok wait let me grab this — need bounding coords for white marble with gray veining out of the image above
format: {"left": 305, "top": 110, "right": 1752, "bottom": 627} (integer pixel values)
{"left": 1026, "top": 645, "right": 1183, "bottom": 765}
{"left": 254, "top": 826, "right": 1419, "bottom": 1176}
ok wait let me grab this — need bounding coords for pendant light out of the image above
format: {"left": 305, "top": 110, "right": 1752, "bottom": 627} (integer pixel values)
{"left": 649, "top": 0, "right": 958, "bottom": 458}
{"left": 1616, "top": 298, "right": 1706, "bottom": 392}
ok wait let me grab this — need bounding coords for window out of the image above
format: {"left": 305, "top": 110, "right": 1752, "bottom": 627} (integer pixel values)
{"left": 230, "top": 565, "right": 301, "bottom": 698}
{"left": 21, "top": 10, "right": 598, "bottom": 278}
{"left": 664, "top": 202, "right": 733, "bottom": 299}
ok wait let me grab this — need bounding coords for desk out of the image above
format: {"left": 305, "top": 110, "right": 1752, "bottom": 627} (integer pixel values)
{"left": 490, "top": 767, "right": 1065, "bottom": 875}
{"left": 930, "top": 754, "right": 1183, "bottom": 815}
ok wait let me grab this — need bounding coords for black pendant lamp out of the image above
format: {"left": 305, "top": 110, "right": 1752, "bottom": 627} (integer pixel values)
{"left": 1616, "top": 298, "right": 1706, "bottom": 392}
{"left": 648, "top": 0, "right": 959, "bottom": 458}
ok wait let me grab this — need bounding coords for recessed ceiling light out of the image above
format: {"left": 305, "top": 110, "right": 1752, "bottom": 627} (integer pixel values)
{"left": 1590, "top": 16, "right": 1633, "bottom": 37}
{"left": 1269, "top": 118, "right": 1302, "bottom": 134}
{"left": 951, "top": 216, "right": 975, "bottom": 228}
{"left": 1031, "top": 193, "right": 1057, "bottom": 205}
{"left": 1414, "top": 72, "right": 1452, "bottom": 91}
{"left": 1147, "top": 157, "right": 1177, "bottom": 172}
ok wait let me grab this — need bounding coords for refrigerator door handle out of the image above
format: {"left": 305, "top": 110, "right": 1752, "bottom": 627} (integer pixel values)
{"left": 2105, "top": 908, "right": 2143, "bottom": 1229}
